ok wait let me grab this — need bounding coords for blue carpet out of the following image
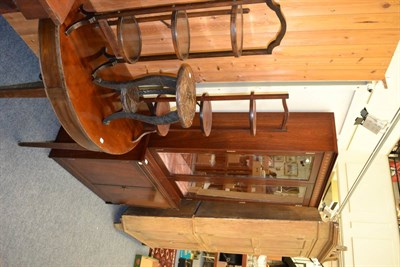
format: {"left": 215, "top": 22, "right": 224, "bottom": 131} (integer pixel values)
{"left": 0, "top": 16, "right": 41, "bottom": 86}
{"left": 0, "top": 15, "right": 148, "bottom": 267}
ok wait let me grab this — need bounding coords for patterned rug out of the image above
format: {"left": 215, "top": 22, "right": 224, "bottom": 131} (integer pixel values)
{"left": 149, "top": 248, "right": 177, "bottom": 267}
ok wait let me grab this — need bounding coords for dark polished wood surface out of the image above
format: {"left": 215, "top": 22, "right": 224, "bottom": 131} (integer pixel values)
{"left": 48, "top": 127, "right": 178, "bottom": 209}
{"left": 0, "top": 0, "right": 18, "bottom": 14}
{"left": 6, "top": 0, "right": 75, "bottom": 24}
{"left": 39, "top": 6, "right": 143, "bottom": 155}
{"left": 0, "top": 81, "right": 46, "bottom": 98}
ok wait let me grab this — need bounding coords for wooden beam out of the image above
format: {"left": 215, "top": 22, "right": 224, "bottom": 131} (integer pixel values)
{"left": 19, "top": 141, "right": 87, "bottom": 150}
{"left": 0, "top": 81, "right": 46, "bottom": 98}
{"left": 15, "top": 0, "right": 47, "bottom": 19}
{"left": 11, "top": 0, "right": 75, "bottom": 24}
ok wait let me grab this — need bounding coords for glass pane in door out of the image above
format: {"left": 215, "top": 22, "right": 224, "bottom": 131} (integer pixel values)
{"left": 185, "top": 182, "right": 306, "bottom": 204}
{"left": 157, "top": 152, "right": 314, "bottom": 180}
{"left": 156, "top": 151, "right": 314, "bottom": 204}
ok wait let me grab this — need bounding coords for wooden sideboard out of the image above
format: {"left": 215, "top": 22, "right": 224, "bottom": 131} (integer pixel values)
{"left": 49, "top": 128, "right": 179, "bottom": 208}
{"left": 119, "top": 201, "right": 339, "bottom": 262}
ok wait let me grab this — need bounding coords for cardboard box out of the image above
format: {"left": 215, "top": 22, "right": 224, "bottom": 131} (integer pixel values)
{"left": 134, "top": 255, "right": 160, "bottom": 267}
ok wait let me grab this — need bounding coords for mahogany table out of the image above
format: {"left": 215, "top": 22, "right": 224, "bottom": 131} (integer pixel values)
{"left": 39, "top": 15, "right": 142, "bottom": 155}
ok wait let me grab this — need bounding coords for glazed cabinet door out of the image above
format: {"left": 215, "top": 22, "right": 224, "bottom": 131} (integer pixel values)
{"left": 151, "top": 150, "right": 325, "bottom": 206}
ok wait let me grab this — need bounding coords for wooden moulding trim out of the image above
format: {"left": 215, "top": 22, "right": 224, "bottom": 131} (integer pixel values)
{"left": 172, "top": 174, "right": 314, "bottom": 186}
{"left": 187, "top": 188, "right": 303, "bottom": 204}
{"left": 143, "top": 150, "right": 181, "bottom": 209}
{"left": 309, "top": 152, "right": 337, "bottom": 207}
{"left": 330, "top": 112, "right": 339, "bottom": 153}
{"left": 317, "top": 223, "right": 340, "bottom": 262}
{"left": 39, "top": 19, "right": 100, "bottom": 152}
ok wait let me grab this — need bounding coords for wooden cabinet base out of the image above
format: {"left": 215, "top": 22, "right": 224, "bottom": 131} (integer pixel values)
{"left": 49, "top": 128, "right": 176, "bottom": 209}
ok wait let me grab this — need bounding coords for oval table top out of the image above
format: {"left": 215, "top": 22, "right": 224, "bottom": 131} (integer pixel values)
{"left": 39, "top": 16, "right": 142, "bottom": 155}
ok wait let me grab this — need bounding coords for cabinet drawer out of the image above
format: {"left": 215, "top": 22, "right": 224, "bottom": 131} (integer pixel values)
{"left": 97, "top": 185, "right": 170, "bottom": 208}
{"left": 59, "top": 158, "right": 153, "bottom": 187}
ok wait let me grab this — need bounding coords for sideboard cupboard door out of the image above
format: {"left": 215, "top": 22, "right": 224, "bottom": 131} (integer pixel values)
{"left": 94, "top": 184, "right": 171, "bottom": 208}
{"left": 51, "top": 157, "right": 172, "bottom": 208}
{"left": 49, "top": 127, "right": 178, "bottom": 208}
{"left": 57, "top": 158, "right": 153, "bottom": 187}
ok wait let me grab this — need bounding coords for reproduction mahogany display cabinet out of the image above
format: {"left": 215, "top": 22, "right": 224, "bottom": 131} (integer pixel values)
{"left": 49, "top": 112, "right": 337, "bottom": 210}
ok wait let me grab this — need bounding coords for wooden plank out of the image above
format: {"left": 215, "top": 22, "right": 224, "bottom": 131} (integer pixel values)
{"left": 137, "top": 11, "right": 399, "bottom": 34}
{"left": 120, "top": 62, "right": 387, "bottom": 82}
{"left": 127, "top": 57, "right": 391, "bottom": 71}
{"left": 0, "top": 81, "right": 44, "bottom": 98}
{"left": 88, "top": 0, "right": 400, "bottom": 15}
{"left": 15, "top": 0, "right": 47, "bottom": 19}
{"left": 135, "top": 28, "right": 400, "bottom": 57}
{"left": 37, "top": 0, "right": 76, "bottom": 24}
{"left": 122, "top": 216, "right": 195, "bottom": 233}
{"left": 3, "top": 13, "right": 39, "bottom": 56}
{"left": 285, "top": 13, "right": 400, "bottom": 31}
{"left": 281, "top": 29, "right": 399, "bottom": 47}
{"left": 137, "top": 28, "right": 400, "bottom": 52}
{"left": 281, "top": 0, "right": 400, "bottom": 16}
{"left": 87, "top": 0, "right": 209, "bottom": 12}
{"left": 187, "top": 69, "right": 387, "bottom": 82}
{"left": 3, "top": 0, "right": 399, "bottom": 82}
{"left": 123, "top": 200, "right": 199, "bottom": 217}
{"left": 194, "top": 217, "right": 318, "bottom": 238}
{"left": 0, "top": 87, "right": 45, "bottom": 98}
{"left": 11, "top": 0, "right": 74, "bottom": 24}
{"left": 271, "top": 44, "right": 397, "bottom": 58}
{"left": 196, "top": 201, "right": 322, "bottom": 220}
{"left": 19, "top": 141, "right": 86, "bottom": 150}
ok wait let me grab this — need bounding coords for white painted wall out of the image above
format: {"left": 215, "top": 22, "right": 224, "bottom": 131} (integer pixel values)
{"left": 335, "top": 42, "right": 400, "bottom": 267}
{"left": 196, "top": 81, "right": 365, "bottom": 137}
